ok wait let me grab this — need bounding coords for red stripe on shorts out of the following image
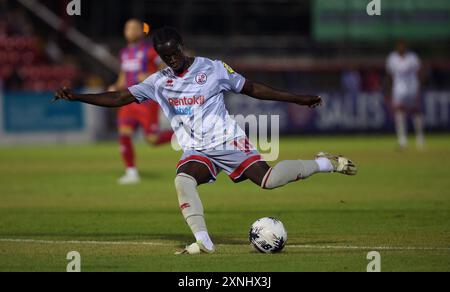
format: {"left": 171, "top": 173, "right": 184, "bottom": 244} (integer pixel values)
{"left": 229, "top": 155, "right": 262, "bottom": 181}
{"left": 176, "top": 155, "right": 217, "bottom": 177}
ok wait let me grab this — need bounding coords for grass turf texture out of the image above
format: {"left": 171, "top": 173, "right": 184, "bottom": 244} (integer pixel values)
{"left": 0, "top": 135, "right": 449, "bottom": 272}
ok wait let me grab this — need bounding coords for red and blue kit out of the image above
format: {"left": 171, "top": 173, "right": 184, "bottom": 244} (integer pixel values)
{"left": 118, "top": 42, "right": 161, "bottom": 134}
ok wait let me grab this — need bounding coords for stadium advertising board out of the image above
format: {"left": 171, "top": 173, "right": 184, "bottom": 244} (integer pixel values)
{"left": 0, "top": 91, "right": 105, "bottom": 144}
{"left": 313, "top": 0, "right": 450, "bottom": 41}
{"left": 1, "top": 92, "right": 84, "bottom": 133}
{"left": 227, "top": 91, "right": 450, "bottom": 134}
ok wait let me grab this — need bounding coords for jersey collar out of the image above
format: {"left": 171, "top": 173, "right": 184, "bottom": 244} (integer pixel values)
{"left": 171, "top": 57, "right": 198, "bottom": 78}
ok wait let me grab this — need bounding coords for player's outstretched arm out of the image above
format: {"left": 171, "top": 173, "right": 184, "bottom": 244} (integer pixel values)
{"left": 241, "top": 80, "right": 322, "bottom": 108}
{"left": 53, "top": 88, "right": 136, "bottom": 108}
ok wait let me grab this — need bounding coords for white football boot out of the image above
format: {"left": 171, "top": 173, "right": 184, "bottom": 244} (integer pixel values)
{"left": 175, "top": 241, "right": 216, "bottom": 255}
{"left": 118, "top": 170, "right": 141, "bottom": 185}
{"left": 316, "top": 152, "right": 358, "bottom": 176}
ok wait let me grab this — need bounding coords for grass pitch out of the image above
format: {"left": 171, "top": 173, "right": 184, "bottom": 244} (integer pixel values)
{"left": 0, "top": 135, "right": 449, "bottom": 272}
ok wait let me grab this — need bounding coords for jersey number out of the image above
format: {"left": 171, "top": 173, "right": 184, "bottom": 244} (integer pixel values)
{"left": 231, "top": 138, "right": 252, "bottom": 154}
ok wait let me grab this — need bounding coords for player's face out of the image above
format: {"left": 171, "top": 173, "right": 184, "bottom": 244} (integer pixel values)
{"left": 156, "top": 40, "right": 187, "bottom": 73}
{"left": 124, "top": 20, "right": 143, "bottom": 44}
{"left": 396, "top": 41, "right": 407, "bottom": 55}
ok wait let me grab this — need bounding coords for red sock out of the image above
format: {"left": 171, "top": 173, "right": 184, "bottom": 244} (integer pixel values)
{"left": 119, "top": 135, "right": 135, "bottom": 168}
{"left": 154, "top": 130, "right": 173, "bottom": 146}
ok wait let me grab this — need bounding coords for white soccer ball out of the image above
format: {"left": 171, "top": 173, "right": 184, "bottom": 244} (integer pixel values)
{"left": 249, "top": 217, "right": 288, "bottom": 253}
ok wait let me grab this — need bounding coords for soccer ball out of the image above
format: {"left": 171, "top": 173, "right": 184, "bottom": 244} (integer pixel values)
{"left": 249, "top": 217, "right": 288, "bottom": 253}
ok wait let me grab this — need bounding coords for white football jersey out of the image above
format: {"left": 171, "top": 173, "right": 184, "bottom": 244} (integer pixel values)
{"left": 386, "top": 51, "right": 421, "bottom": 98}
{"left": 129, "top": 57, "right": 247, "bottom": 150}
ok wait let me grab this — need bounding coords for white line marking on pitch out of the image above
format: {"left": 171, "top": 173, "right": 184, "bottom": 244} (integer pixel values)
{"left": 0, "top": 238, "right": 449, "bottom": 251}
{"left": 0, "top": 238, "right": 165, "bottom": 246}
{"left": 288, "top": 244, "right": 450, "bottom": 251}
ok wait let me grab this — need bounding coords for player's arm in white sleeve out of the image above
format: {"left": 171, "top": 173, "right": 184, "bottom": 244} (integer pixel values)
{"left": 54, "top": 74, "right": 157, "bottom": 107}
{"left": 216, "top": 61, "right": 322, "bottom": 108}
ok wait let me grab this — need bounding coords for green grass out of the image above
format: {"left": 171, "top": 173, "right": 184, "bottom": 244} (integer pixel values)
{"left": 0, "top": 135, "right": 449, "bottom": 272}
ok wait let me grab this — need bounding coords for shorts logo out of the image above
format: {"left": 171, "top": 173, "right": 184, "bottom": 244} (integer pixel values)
{"left": 195, "top": 73, "right": 208, "bottom": 85}
{"left": 180, "top": 203, "right": 191, "bottom": 210}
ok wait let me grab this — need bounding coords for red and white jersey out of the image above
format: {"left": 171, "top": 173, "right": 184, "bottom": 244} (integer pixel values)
{"left": 129, "top": 57, "right": 247, "bottom": 150}
{"left": 386, "top": 51, "right": 421, "bottom": 98}
{"left": 120, "top": 42, "right": 161, "bottom": 87}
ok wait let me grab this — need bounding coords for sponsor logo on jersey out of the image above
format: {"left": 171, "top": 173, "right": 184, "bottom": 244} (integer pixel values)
{"left": 121, "top": 59, "right": 141, "bottom": 72}
{"left": 168, "top": 96, "right": 205, "bottom": 107}
{"left": 136, "top": 51, "right": 144, "bottom": 60}
{"left": 169, "top": 96, "right": 206, "bottom": 115}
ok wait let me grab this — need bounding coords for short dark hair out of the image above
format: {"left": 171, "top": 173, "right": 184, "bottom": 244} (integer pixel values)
{"left": 152, "top": 27, "right": 183, "bottom": 49}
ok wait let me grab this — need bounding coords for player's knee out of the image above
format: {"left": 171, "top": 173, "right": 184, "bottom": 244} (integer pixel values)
{"left": 175, "top": 174, "right": 198, "bottom": 193}
{"left": 119, "top": 127, "right": 134, "bottom": 136}
{"left": 261, "top": 162, "right": 292, "bottom": 190}
{"left": 261, "top": 170, "right": 279, "bottom": 190}
{"left": 146, "top": 134, "right": 158, "bottom": 146}
{"left": 262, "top": 178, "right": 281, "bottom": 190}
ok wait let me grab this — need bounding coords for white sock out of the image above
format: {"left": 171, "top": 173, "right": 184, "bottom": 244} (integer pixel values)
{"left": 262, "top": 160, "right": 320, "bottom": 190}
{"left": 413, "top": 114, "right": 425, "bottom": 149}
{"left": 395, "top": 111, "right": 408, "bottom": 148}
{"left": 315, "top": 157, "right": 334, "bottom": 172}
{"left": 175, "top": 174, "right": 215, "bottom": 249}
{"left": 126, "top": 167, "right": 138, "bottom": 177}
{"left": 194, "top": 231, "right": 214, "bottom": 250}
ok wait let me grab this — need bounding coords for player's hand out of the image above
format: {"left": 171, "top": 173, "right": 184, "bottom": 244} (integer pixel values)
{"left": 138, "top": 73, "right": 150, "bottom": 83}
{"left": 107, "top": 85, "right": 117, "bottom": 92}
{"left": 305, "top": 95, "right": 323, "bottom": 108}
{"left": 53, "top": 87, "right": 76, "bottom": 102}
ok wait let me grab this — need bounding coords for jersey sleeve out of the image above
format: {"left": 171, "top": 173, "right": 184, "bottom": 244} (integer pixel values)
{"left": 215, "top": 60, "right": 246, "bottom": 93}
{"left": 386, "top": 53, "right": 395, "bottom": 75}
{"left": 411, "top": 53, "right": 421, "bottom": 71}
{"left": 128, "top": 73, "right": 158, "bottom": 103}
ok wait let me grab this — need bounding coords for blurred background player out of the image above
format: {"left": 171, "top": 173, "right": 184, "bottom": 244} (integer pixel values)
{"left": 109, "top": 19, "right": 173, "bottom": 184}
{"left": 386, "top": 40, "right": 425, "bottom": 150}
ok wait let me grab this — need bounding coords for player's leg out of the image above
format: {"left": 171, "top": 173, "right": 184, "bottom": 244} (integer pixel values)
{"left": 175, "top": 160, "right": 216, "bottom": 254}
{"left": 222, "top": 138, "right": 355, "bottom": 189}
{"left": 411, "top": 102, "right": 425, "bottom": 150}
{"left": 393, "top": 100, "right": 408, "bottom": 149}
{"left": 412, "top": 113, "right": 425, "bottom": 150}
{"left": 117, "top": 107, "right": 140, "bottom": 185}
{"left": 146, "top": 131, "right": 174, "bottom": 146}
{"left": 141, "top": 101, "right": 173, "bottom": 146}
{"left": 244, "top": 154, "right": 356, "bottom": 190}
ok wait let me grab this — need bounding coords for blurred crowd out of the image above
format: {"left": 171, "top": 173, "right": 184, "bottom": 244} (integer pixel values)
{"left": 0, "top": 0, "right": 448, "bottom": 95}
{"left": 0, "top": 1, "right": 79, "bottom": 91}
{"left": 341, "top": 67, "right": 382, "bottom": 96}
